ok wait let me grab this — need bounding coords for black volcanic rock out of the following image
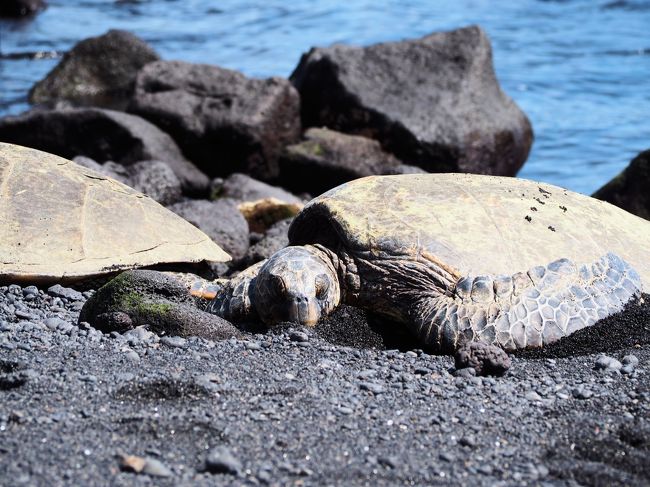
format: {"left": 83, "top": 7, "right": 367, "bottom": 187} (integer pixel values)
{"left": 0, "top": 0, "right": 45, "bottom": 17}
{"left": 279, "top": 128, "right": 401, "bottom": 195}
{"left": 0, "top": 108, "right": 209, "bottom": 195}
{"left": 291, "top": 25, "right": 533, "bottom": 176}
{"left": 593, "top": 149, "right": 650, "bottom": 221}
{"left": 129, "top": 61, "right": 301, "bottom": 180}
{"left": 29, "top": 30, "right": 159, "bottom": 110}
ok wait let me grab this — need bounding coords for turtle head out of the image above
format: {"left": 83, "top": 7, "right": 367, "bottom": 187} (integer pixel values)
{"left": 254, "top": 246, "right": 341, "bottom": 326}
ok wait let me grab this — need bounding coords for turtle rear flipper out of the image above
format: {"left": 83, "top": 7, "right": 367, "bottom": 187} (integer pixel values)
{"left": 413, "top": 253, "right": 642, "bottom": 352}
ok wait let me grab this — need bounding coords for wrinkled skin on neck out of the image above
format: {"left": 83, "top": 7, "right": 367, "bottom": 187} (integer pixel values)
{"left": 254, "top": 245, "right": 341, "bottom": 326}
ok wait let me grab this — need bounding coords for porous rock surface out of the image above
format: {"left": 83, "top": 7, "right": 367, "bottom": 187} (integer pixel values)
{"left": 455, "top": 341, "right": 512, "bottom": 376}
{"left": 129, "top": 60, "right": 301, "bottom": 180}
{"left": 279, "top": 127, "right": 402, "bottom": 195}
{"left": 29, "top": 30, "right": 159, "bottom": 110}
{"left": 74, "top": 156, "right": 182, "bottom": 206}
{"left": 593, "top": 148, "right": 650, "bottom": 220}
{"left": 1, "top": 283, "right": 649, "bottom": 486}
{"left": 0, "top": 107, "right": 209, "bottom": 195}
{"left": 291, "top": 25, "right": 533, "bottom": 176}
{"left": 168, "top": 199, "right": 250, "bottom": 261}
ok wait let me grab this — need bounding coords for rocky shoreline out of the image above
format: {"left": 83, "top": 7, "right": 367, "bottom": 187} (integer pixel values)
{"left": 1, "top": 20, "right": 650, "bottom": 487}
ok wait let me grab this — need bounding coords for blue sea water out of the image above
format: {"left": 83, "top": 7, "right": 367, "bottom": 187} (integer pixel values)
{"left": 0, "top": 0, "right": 648, "bottom": 194}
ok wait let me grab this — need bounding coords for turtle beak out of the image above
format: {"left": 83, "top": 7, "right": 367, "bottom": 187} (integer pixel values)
{"left": 288, "top": 295, "right": 320, "bottom": 326}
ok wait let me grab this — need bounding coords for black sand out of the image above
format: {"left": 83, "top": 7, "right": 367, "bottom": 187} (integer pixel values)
{"left": 1, "top": 286, "right": 649, "bottom": 486}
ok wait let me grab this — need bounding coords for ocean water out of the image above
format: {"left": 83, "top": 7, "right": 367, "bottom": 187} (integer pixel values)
{"left": 0, "top": 0, "right": 648, "bottom": 194}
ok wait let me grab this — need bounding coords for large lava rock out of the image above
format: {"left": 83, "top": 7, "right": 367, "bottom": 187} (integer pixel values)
{"left": 279, "top": 127, "right": 402, "bottom": 195}
{"left": 592, "top": 149, "right": 650, "bottom": 220}
{"left": 129, "top": 61, "right": 301, "bottom": 180}
{"left": 291, "top": 25, "right": 533, "bottom": 176}
{"left": 0, "top": 108, "right": 209, "bottom": 195}
{"left": 0, "top": 0, "right": 45, "bottom": 17}
{"left": 29, "top": 30, "right": 159, "bottom": 110}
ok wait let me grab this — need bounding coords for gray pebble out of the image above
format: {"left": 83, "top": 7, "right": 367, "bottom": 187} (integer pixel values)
{"left": 44, "top": 317, "right": 66, "bottom": 331}
{"left": 22, "top": 286, "right": 38, "bottom": 298}
{"left": 125, "top": 351, "right": 140, "bottom": 363}
{"left": 572, "top": 387, "right": 593, "bottom": 400}
{"left": 525, "top": 391, "right": 543, "bottom": 402}
{"left": 47, "top": 284, "right": 84, "bottom": 302}
{"left": 205, "top": 446, "right": 242, "bottom": 475}
{"left": 453, "top": 367, "right": 476, "bottom": 378}
{"left": 595, "top": 355, "right": 622, "bottom": 371}
{"left": 378, "top": 456, "right": 398, "bottom": 469}
{"left": 359, "top": 382, "right": 385, "bottom": 394}
{"left": 142, "top": 458, "right": 173, "bottom": 477}
{"left": 290, "top": 331, "right": 309, "bottom": 342}
{"left": 160, "top": 336, "right": 188, "bottom": 349}
{"left": 459, "top": 436, "right": 477, "bottom": 448}
{"left": 15, "top": 310, "right": 36, "bottom": 320}
{"left": 622, "top": 355, "right": 639, "bottom": 367}
{"left": 621, "top": 364, "right": 636, "bottom": 375}
{"left": 439, "top": 452, "right": 455, "bottom": 462}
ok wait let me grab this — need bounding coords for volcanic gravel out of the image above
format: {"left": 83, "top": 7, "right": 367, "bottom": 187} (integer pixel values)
{"left": 1, "top": 284, "right": 649, "bottom": 486}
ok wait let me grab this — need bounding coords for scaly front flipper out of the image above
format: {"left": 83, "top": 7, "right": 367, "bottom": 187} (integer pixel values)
{"left": 202, "top": 261, "right": 267, "bottom": 325}
{"left": 413, "top": 253, "right": 642, "bottom": 352}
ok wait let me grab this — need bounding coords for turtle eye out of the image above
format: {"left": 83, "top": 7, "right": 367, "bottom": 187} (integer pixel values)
{"left": 315, "top": 274, "right": 330, "bottom": 299}
{"left": 270, "top": 275, "right": 286, "bottom": 297}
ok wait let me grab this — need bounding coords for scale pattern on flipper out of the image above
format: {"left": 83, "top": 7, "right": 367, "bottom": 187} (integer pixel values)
{"left": 416, "top": 252, "right": 642, "bottom": 352}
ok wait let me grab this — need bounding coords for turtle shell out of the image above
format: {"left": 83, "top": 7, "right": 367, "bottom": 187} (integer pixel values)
{"left": 0, "top": 143, "right": 229, "bottom": 284}
{"left": 289, "top": 174, "right": 650, "bottom": 290}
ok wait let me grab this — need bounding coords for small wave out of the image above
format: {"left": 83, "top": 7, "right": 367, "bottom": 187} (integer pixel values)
{"left": 602, "top": 0, "right": 650, "bottom": 11}
{"left": 0, "top": 50, "right": 61, "bottom": 60}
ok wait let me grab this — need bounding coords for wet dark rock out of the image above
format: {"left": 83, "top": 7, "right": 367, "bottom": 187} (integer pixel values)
{"left": 129, "top": 60, "right": 301, "bottom": 180}
{"left": 168, "top": 198, "right": 249, "bottom": 260}
{"left": 278, "top": 128, "right": 401, "bottom": 195}
{"left": 0, "top": 0, "right": 45, "bottom": 17}
{"left": 79, "top": 270, "right": 242, "bottom": 340}
{"left": 0, "top": 107, "right": 209, "bottom": 195}
{"left": 593, "top": 149, "right": 650, "bottom": 220}
{"left": 291, "top": 25, "right": 532, "bottom": 176}
{"left": 29, "top": 30, "right": 159, "bottom": 110}
{"left": 455, "top": 341, "right": 511, "bottom": 376}
{"left": 211, "top": 173, "right": 303, "bottom": 204}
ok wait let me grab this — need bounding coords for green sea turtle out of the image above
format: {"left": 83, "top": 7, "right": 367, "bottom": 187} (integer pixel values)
{"left": 0, "top": 142, "right": 230, "bottom": 284}
{"left": 205, "top": 174, "right": 649, "bottom": 352}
